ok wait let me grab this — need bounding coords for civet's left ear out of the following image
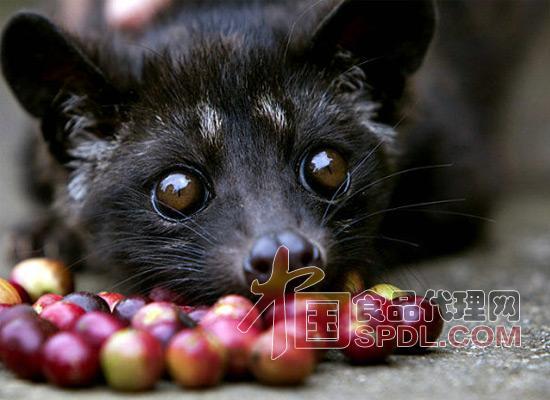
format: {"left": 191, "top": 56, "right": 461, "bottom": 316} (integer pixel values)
{"left": 309, "top": 0, "right": 436, "bottom": 98}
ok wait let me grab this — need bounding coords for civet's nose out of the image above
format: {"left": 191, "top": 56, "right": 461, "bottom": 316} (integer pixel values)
{"left": 244, "top": 229, "right": 323, "bottom": 285}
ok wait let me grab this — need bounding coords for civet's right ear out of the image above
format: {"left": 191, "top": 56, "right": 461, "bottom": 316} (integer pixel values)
{"left": 1, "top": 12, "right": 121, "bottom": 163}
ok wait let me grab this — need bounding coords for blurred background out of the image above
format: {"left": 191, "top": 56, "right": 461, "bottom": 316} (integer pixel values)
{"left": 0, "top": 1, "right": 548, "bottom": 398}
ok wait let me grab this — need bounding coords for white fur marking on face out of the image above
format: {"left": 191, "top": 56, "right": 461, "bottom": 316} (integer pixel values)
{"left": 67, "top": 140, "right": 119, "bottom": 204}
{"left": 67, "top": 171, "right": 88, "bottom": 202}
{"left": 197, "top": 103, "right": 222, "bottom": 142}
{"left": 255, "top": 95, "right": 286, "bottom": 130}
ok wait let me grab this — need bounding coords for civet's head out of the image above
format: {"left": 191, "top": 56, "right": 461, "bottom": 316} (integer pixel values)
{"left": 1, "top": 1, "right": 435, "bottom": 302}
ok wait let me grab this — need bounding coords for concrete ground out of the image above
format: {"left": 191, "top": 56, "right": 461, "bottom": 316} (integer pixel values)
{"left": 0, "top": 1, "right": 549, "bottom": 400}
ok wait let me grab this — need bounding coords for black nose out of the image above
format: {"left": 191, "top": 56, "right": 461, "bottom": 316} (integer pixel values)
{"left": 244, "top": 230, "right": 323, "bottom": 284}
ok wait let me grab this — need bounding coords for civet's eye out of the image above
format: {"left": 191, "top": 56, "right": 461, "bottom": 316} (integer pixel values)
{"left": 152, "top": 169, "right": 209, "bottom": 220}
{"left": 300, "top": 148, "right": 350, "bottom": 200}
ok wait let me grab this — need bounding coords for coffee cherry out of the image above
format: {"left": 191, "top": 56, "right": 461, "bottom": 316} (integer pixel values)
{"left": 64, "top": 291, "right": 110, "bottom": 313}
{"left": 187, "top": 306, "right": 209, "bottom": 323}
{"left": 0, "top": 304, "right": 35, "bottom": 330}
{"left": 41, "top": 302, "right": 86, "bottom": 331}
{"left": 0, "top": 278, "right": 21, "bottom": 305}
{"left": 201, "top": 295, "right": 261, "bottom": 330}
{"left": 146, "top": 321, "right": 182, "bottom": 347}
{"left": 0, "top": 315, "right": 57, "bottom": 379}
{"left": 148, "top": 286, "right": 186, "bottom": 305}
{"left": 42, "top": 332, "right": 99, "bottom": 387}
{"left": 272, "top": 316, "right": 328, "bottom": 362}
{"left": 112, "top": 296, "right": 149, "bottom": 325}
{"left": 249, "top": 328, "right": 316, "bottom": 386}
{"left": 272, "top": 317, "right": 322, "bottom": 348}
{"left": 343, "top": 270, "right": 365, "bottom": 295}
{"left": 166, "top": 328, "right": 226, "bottom": 388}
{"left": 101, "top": 329, "right": 164, "bottom": 391}
{"left": 214, "top": 295, "right": 256, "bottom": 311}
{"left": 132, "top": 301, "right": 180, "bottom": 329}
{"left": 340, "top": 319, "right": 396, "bottom": 364}
{"left": 73, "top": 312, "right": 125, "bottom": 350}
{"left": 10, "top": 258, "right": 73, "bottom": 301}
{"left": 33, "top": 293, "right": 63, "bottom": 314}
{"left": 8, "top": 280, "right": 31, "bottom": 304}
{"left": 203, "top": 317, "right": 260, "bottom": 377}
{"left": 353, "top": 292, "right": 397, "bottom": 331}
{"left": 0, "top": 305, "right": 37, "bottom": 357}
{"left": 266, "top": 294, "right": 334, "bottom": 339}
{"left": 131, "top": 302, "right": 183, "bottom": 346}
{"left": 394, "top": 295, "right": 444, "bottom": 351}
{"left": 265, "top": 294, "right": 316, "bottom": 324}
{"left": 98, "top": 292, "right": 125, "bottom": 311}
{"left": 339, "top": 293, "right": 398, "bottom": 363}
{"left": 369, "top": 283, "right": 406, "bottom": 300}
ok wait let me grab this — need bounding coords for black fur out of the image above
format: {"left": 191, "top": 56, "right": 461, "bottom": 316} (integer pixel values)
{"left": 1, "top": 0, "right": 500, "bottom": 303}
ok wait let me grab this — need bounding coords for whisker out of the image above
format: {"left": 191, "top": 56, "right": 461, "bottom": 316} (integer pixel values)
{"left": 324, "top": 163, "right": 454, "bottom": 225}
{"left": 335, "top": 198, "right": 466, "bottom": 236}
{"left": 337, "top": 234, "right": 420, "bottom": 248}
{"left": 399, "top": 209, "right": 496, "bottom": 223}
{"left": 321, "top": 138, "right": 386, "bottom": 226}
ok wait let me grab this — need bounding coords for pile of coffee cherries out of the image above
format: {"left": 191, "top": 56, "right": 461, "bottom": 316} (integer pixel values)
{"left": 0, "top": 258, "right": 443, "bottom": 391}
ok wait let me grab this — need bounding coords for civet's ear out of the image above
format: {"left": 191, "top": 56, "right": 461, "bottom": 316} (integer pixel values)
{"left": 1, "top": 12, "right": 120, "bottom": 162}
{"left": 309, "top": 0, "right": 436, "bottom": 97}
